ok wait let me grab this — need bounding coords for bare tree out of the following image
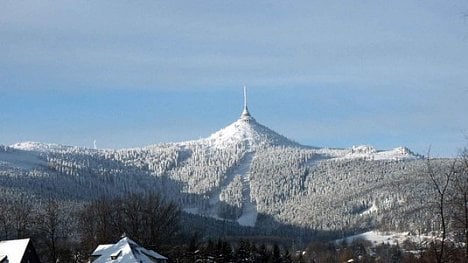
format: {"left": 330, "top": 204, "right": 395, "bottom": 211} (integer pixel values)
{"left": 79, "top": 196, "right": 119, "bottom": 253}
{"left": 79, "top": 191, "right": 180, "bottom": 254}
{"left": 143, "top": 191, "right": 180, "bottom": 249}
{"left": 116, "top": 191, "right": 181, "bottom": 250}
{"left": 450, "top": 149, "right": 468, "bottom": 258}
{"left": 0, "top": 197, "right": 12, "bottom": 239}
{"left": 117, "top": 193, "right": 144, "bottom": 240}
{"left": 426, "top": 155, "right": 457, "bottom": 263}
{"left": 35, "top": 198, "right": 72, "bottom": 263}
{"left": 10, "top": 195, "right": 33, "bottom": 239}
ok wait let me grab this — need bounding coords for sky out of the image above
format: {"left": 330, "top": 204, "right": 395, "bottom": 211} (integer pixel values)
{"left": 1, "top": 1, "right": 468, "bottom": 157}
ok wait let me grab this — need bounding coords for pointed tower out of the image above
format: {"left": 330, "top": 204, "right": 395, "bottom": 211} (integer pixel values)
{"left": 240, "top": 86, "right": 254, "bottom": 121}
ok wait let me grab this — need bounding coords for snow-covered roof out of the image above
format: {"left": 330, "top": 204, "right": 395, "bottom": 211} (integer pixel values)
{"left": 92, "top": 244, "right": 113, "bottom": 255}
{"left": 0, "top": 238, "right": 31, "bottom": 263}
{"left": 91, "top": 237, "right": 167, "bottom": 263}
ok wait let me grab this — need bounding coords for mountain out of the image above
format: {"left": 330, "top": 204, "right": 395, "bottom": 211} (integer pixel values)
{"left": 188, "top": 116, "right": 301, "bottom": 150}
{"left": 175, "top": 103, "right": 417, "bottom": 161}
{"left": 10, "top": 141, "right": 77, "bottom": 152}
{"left": 0, "top": 92, "right": 434, "bottom": 237}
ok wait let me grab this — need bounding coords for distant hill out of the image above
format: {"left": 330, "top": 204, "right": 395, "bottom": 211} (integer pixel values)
{"left": 0, "top": 92, "right": 439, "bottom": 238}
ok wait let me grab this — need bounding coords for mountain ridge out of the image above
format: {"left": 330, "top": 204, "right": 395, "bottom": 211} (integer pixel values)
{"left": 8, "top": 116, "right": 420, "bottom": 161}
{"left": 7, "top": 87, "right": 421, "bottom": 161}
{"left": 1, "top": 93, "right": 428, "bottom": 232}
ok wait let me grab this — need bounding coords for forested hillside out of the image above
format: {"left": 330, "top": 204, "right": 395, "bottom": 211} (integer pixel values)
{"left": 0, "top": 112, "right": 441, "bottom": 239}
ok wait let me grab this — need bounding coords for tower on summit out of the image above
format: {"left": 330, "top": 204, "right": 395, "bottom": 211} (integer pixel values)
{"left": 240, "top": 86, "right": 253, "bottom": 121}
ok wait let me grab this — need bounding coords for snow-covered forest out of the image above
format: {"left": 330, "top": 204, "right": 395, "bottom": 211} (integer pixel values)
{"left": 0, "top": 115, "right": 449, "bottom": 235}
{"left": 1, "top": 113, "right": 467, "bottom": 261}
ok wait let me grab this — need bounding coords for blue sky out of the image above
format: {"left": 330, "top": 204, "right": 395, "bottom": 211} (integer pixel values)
{"left": 1, "top": 1, "right": 467, "bottom": 156}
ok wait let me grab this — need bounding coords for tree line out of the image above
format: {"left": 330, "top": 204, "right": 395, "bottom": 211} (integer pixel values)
{"left": 0, "top": 191, "right": 180, "bottom": 262}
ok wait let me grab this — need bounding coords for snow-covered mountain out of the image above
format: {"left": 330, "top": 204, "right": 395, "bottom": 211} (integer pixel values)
{"left": 0, "top": 95, "right": 431, "bottom": 234}
{"left": 10, "top": 141, "right": 78, "bottom": 152}
{"left": 188, "top": 117, "right": 301, "bottom": 150}
{"left": 175, "top": 105, "right": 417, "bottom": 161}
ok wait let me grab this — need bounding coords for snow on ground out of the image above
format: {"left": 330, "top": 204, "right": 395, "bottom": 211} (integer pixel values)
{"left": 181, "top": 117, "right": 300, "bottom": 150}
{"left": 360, "top": 202, "right": 378, "bottom": 216}
{"left": 237, "top": 200, "right": 257, "bottom": 227}
{"left": 10, "top": 141, "right": 75, "bottom": 152}
{"left": 213, "top": 152, "right": 257, "bottom": 227}
{"left": 208, "top": 152, "right": 254, "bottom": 206}
{"left": 337, "top": 231, "right": 405, "bottom": 246}
{"left": 184, "top": 151, "right": 258, "bottom": 227}
{"left": 316, "top": 145, "right": 419, "bottom": 161}
{"left": 204, "top": 119, "right": 256, "bottom": 149}
{"left": 335, "top": 231, "right": 436, "bottom": 247}
{"left": 237, "top": 154, "right": 257, "bottom": 227}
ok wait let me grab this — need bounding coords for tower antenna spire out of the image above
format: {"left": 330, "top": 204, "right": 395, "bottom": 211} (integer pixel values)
{"left": 241, "top": 86, "right": 252, "bottom": 120}
{"left": 243, "top": 85, "right": 248, "bottom": 111}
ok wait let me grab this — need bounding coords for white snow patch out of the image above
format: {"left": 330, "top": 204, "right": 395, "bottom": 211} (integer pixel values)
{"left": 360, "top": 203, "right": 378, "bottom": 216}
{"left": 336, "top": 231, "right": 437, "bottom": 247}
{"left": 237, "top": 202, "right": 257, "bottom": 227}
{"left": 316, "top": 146, "right": 419, "bottom": 161}
{"left": 10, "top": 141, "right": 75, "bottom": 152}
{"left": 184, "top": 151, "right": 258, "bottom": 227}
{"left": 237, "top": 155, "right": 257, "bottom": 227}
{"left": 180, "top": 118, "right": 300, "bottom": 150}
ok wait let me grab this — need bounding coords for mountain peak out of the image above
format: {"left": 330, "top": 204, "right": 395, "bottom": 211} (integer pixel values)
{"left": 202, "top": 117, "right": 300, "bottom": 149}
{"left": 10, "top": 141, "right": 74, "bottom": 152}
{"left": 175, "top": 88, "right": 298, "bottom": 149}
{"left": 181, "top": 87, "right": 297, "bottom": 149}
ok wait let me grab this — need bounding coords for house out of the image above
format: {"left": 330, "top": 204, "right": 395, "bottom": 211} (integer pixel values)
{"left": 0, "top": 238, "right": 41, "bottom": 263}
{"left": 90, "top": 237, "right": 168, "bottom": 263}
